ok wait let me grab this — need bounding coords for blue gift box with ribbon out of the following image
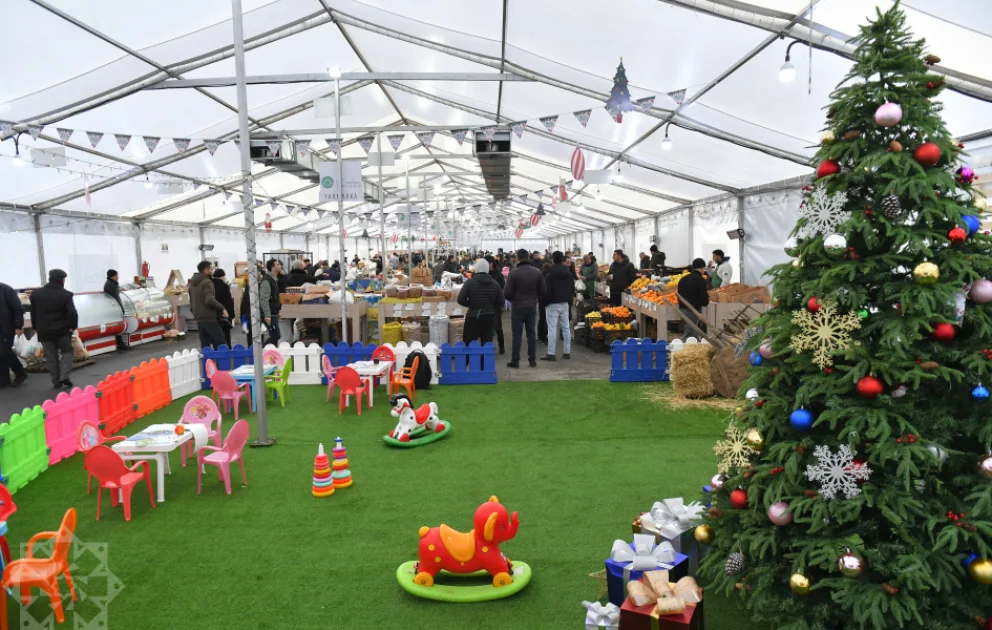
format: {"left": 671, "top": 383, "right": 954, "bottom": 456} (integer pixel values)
{"left": 604, "top": 535, "right": 689, "bottom": 607}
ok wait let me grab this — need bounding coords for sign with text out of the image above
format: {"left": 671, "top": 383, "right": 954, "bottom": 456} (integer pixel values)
{"left": 318, "top": 160, "right": 363, "bottom": 202}
{"left": 394, "top": 207, "right": 421, "bottom": 228}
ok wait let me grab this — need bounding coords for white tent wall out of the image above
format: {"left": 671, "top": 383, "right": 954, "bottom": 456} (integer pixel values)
{"left": 743, "top": 188, "right": 803, "bottom": 286}
{"left": 635, "top": 218, "right": 655, "bottom": 260}
{"left": 692, "top": 199, "right": 740, "bottom": 284}
{"left": 40, "top": 217, "right": 139, "bottom": 293}
{"left": 657, "top": 210, "right": 691, "bottom": 267}
{"left": 0, "top": 211, "right": 41, "bottom": 288}
{"left": 140, "top": 225, "right": 200, "bottom": 285}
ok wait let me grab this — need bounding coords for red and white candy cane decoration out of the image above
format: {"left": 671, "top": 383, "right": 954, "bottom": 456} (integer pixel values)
{"left": 515, "top": 228, "right": 524, "bottom": 239}
{"left": 571, "top": 147, "right": 585, "bottom": 181}
{"left": 531, "top": 214, "right": 541, "bottom": 227}
{"left": 392, "top": 234, "right": 398, "bottom": 243}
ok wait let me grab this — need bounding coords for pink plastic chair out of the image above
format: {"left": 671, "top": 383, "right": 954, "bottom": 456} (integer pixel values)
{"left": 76, "top": 421, "right": 127, "bottom": 495}
{"left": 0, "top": 484, "right": 17, "bottom": 566}
{"left": 84, "top": 446, "right": 155, "bottom": 522}
{"left": 211, "top": 371, "right": 248, "bottom": 419}
{"left": 262, "top": 348, "right": 285, "bottom": 367}
{"left": 197, "top": 419, "right": 249, "bottom": 495}
{"left": 321, "top": 355, "right": 339, "bottom": 403}
{"left": 334, "top": 366, "right": 368, "bottom": 416}
{"left": 179, "top": 396, "right": 223, "bottom": 467}
{"left": 205, "top": 359, "right": 219, "bottom": 404}
{"left": 371, "top": 345, "right": 396, "bottom": 393}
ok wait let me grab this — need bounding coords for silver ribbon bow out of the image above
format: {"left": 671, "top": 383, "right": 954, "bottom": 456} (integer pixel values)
{"left": 582, "top": 601, "right": 620, "bottom": 630}
{"left": 610, "top": 534, "right": 676, "bottom": 574}
{"left": 639, "top": 498, "right": 705, "bottom": 539}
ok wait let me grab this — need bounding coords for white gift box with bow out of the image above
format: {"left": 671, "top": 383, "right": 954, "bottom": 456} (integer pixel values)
{"left": 610, "top": 534, "right": 677, "bottom": 572}
{"left": 582, "top": 601, "right": 619, "bottom": 630}
{"left": 638, "top": 498, "right": 705, "bottom": 540}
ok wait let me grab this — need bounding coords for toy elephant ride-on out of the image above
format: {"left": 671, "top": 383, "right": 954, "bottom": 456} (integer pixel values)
{"left": 397, "top": 496, "right": 532, "bottom": 602}
{"left": 383, "top": 394, "right": 452, "bottom": 448}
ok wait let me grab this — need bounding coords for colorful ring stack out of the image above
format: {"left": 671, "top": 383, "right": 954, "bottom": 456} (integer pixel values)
{"left": 312, "top": 443, "right": 334, "bottom": 497}
{"left": 331, "top": 436, "right": 353, "bottom": 488}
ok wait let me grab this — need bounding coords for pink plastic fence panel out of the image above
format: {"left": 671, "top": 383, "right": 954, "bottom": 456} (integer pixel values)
{"left": 41, "top": 386, "right": 99, "bottom": 465}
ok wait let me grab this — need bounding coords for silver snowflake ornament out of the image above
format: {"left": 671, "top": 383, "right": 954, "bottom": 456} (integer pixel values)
{"left": 805, "top": 444, "right": 871, "bottom": 499}
{"left": 798, "top": 186, "right": 850, "bottom": 239}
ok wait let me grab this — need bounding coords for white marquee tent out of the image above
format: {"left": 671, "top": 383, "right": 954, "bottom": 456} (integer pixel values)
{"left": 2, "top": 0, "right": 991, "bottom": 292}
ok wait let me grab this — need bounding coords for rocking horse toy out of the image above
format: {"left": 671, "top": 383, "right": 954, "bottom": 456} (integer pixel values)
{"left": 396, "top": 496, "right": 532, "bottom": 602}
{"left": 383, "top": 393, "right": 452, "bottom": 448}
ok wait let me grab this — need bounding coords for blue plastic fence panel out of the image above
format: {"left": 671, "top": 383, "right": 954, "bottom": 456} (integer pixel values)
{"left": 609, "top": 339, "right": 668, "bottom": 382}
{"left": 200, "top": 344, "right": 256, "bottom": 390}
{"left": 439, "top": 341, "right": 497, "bottom": 385}
{"left": 321, "top": 342, "right": 378, "bottom": 384}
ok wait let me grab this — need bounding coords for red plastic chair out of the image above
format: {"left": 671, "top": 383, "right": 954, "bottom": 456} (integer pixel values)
{"left": 371, "top": 345, "right": 396, "bottom": 393}
{"left": 197, "top": 419, "right": 250, "bottom": 495}
{"left": 77, "top": 421, "right": 127, "bottom": 495}
{"left": 0, "top": 508, "right": 77, "bottom": 630}
{"left": 321, "top": 355, "right": 339, "bottom": 403}
{"left": 334, "top": 366, "right": 369, "bottom": 416}
{"left": 84, "top": 446, "right": 155, "bottom": 522}
{"left": 179, "top": 396, "right": 223, "bottom": 467}
{"left": 0, "top": 484, "right": 16, "bottom": 568}
{"left": 211, "top": 371, "right": 249, "bottom": 419}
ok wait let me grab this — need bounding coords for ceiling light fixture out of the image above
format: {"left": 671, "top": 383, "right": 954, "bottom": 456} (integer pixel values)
{"left": 144, "top": 174, "right": 153, "bottom": 189}
{"left": 595, "top": 186, "right": 602, "bottom": 202}
{"left": 614, "top": 163, "right": 625, "bottom": 184}
{"left": 327, "top": 67, "right": 342, "bottom": 80}
{"left": 779, "top": 39, "right": 808, "bottom": 84}
{"left": 661, "top": 123, "right": 673, "bottom": 151}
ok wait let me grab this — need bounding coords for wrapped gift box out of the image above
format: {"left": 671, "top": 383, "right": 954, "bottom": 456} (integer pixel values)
{"left": 619, "top": 597, "right": 702, "bottom": 630}
{"left": 633, "top": 499, "right": 706, "bottom": 575}
{"left": 605, "top": 540, "right": 688, "bottom": 607}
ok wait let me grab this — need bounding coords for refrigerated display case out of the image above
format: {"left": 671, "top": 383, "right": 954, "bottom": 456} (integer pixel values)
{"left": 120, "top": 286, "right": 174, "bottom": 347}
{"left": 73, "top": 293, "right": 127, "bottom": 356}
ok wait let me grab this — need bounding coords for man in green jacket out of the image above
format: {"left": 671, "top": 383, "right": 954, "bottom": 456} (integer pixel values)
{"left": 579, "top": 254, "right": 597, "bottom": 300}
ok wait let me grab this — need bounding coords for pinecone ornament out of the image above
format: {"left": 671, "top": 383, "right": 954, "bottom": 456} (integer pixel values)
{"left": 725, "top": 551, "right": 747, "bottom": 575}
{"left": 882, "top": 195, "right": 903, "bottom": 218}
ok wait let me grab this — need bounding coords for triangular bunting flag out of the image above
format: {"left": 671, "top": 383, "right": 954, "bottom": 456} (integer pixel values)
{"left": 57, "top": 128, "right": 74, "bottom": 143}
{"left": 326, "top": 139, "right": 341, "bottom": 156}
{"left": 511, "top": 122, "right": 525, "bottom": 139}
{"left": 114, "top": 134, "right": 131, "bottom": 151}
{"left": 204, "top": 140, "right": 221, "bottom": 156}
{"left": 266, "top": 140, "right": 282, "bottom": 156}
{"left": 27, "top": 125, "right": 44, "bottom": 140}
{"left": 287, "top": 206, "right": 296, "bottom": 216}
{"left": 481, "top": 126, "right": 497, "bottom": 141}
{"left": 223, "top": 190, "right": 233, "bottom": 202}
{"left": 540, "top": 115, "right": 558, "bottom": 133}
{"left": 358, "top": 136, "right": 374, "bottom": 153}
{"left": 634, "top": 96, "right": 655, "bottom": 112}
{"left": 254, "top": 199, "right": 266, "bottom": 209}
{"left": 296, "top": 139, "right": 311, "bottom": 157}
{"left": 387, "top": 134, "right": 404, "bottom": 151}
{"left": 270, "top": 202, "right": 279, "bottom": 213}
{"left": 667, "top": 89, "right": 686, "bottom": 106}
{"left": 606, "top": 104, "right": 620, "bottom": 123}
{"left": 415, "top": 131, "right": 434, "bottom": 146}
{"left": 144, "top": 136, "right": 160, "bottom": 153}
{"left": 573, "top": 109, "right": 591, "bottom": 127}
{"left": 86, "top": 131, "right": 104, "bottom": 148}
{"left": 173, "top": 138, "right": 190, "bottom": 153}
{"left": 452, "top": 129, "right": 468, "bottom": 146}
{"left": 0, "top": 121, "right": 13, "bottom": 135}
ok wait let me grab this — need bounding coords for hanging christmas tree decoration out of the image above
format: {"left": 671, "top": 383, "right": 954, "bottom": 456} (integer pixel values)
{"left": 745, "top": 428, "right": 763, "bottom": 451}
{"left": 856, "top": 308, "right": 869, "bottom": 320}
{"left": 823, "top": 233, "right": 847, "bottom": 255}
{"left": 948, "top": 226, "right": 967, "bottom": 244}
{"left": 758, "top": 345, "right": 774, "bottom": 361}
{"left": 729, "top": 488, "right": 749, "bottom": 509}
{"left": 790, "top": 408, "right": 814, "bottom": 432}
{"left": 842, "top": 130, "right": 862, "bottom": 141}
{"left": 745, "top": 388, "right": 759, "bottom": 401}
{"left": 969, "top": 279, "right": 992, "bottom": 304}
{"left": 874, "top": 102, "right": 903, "bottom": 127}
{"left": 930, "top": 322, "right": 956, "bottom": 343}
{"left": 892, "top": 385, "right": 908, "bottom": 398}
{"left": 821, "top": 130, "right": 836, "bottom": 144}
{"left": 912, "top": 261, "right": 940, "bottom": 285}
{"left": 968, "top": 558, "right": 992, "bottom": 584}
{"left": 856, "top": 375, "right": 884, "bottom": 399}
{"left": 798, "top": 187, "right": 850, "bottom": 238}
{"left": 711, "top": 473, "right": 725, "bottom": 489}
{"left": 749, "top": 351, "right": 764, "bottom": 367}
{"left": 725, "top": 551, "right": 747, "bottom": 576}
{"left": 956, "top": 166, "right": 976, "bottom": 185}
{"left": 604, "top": 58, "right": 634, "bottom": 123}
{"left": 963, "top": 214, "right": 982, "bottom": 235}
{"left": 978, "top": 453, "right": 992, "bottom": 479}
{"left": 925, "top": 443, "right": 948, "bottom": 463}
{"left": 815, "top": 159, "right": 841, "bottom": 179}
{"left": 881, "top": 195, "right": 903, "bottom": 218}
{"left": 975, "top": 196, "right": 988, "bottom": 211}
{"left": 889, "top": 139, "right": 903, "bottom": 152}
{"left": 807, "top": 296, "right": 821, "bottom": 312}
{"left": 714, "top": 424, "right": 754, "bottom": 473}
{"left": 784, "top": 236, "right": 799, "bottom": 256}
{"left": 694, "top": 524, "right": 715, "bottom": 544}
{"left": 805, "top": 444, "right": 871, "bottom": 499}
{"left": 971, "top": 384, "right": 990, "bottom": 400}
{"left": 790, "top": 302, "right": 861, "bottom": 369}
{"left": 913, "top": 142, "right": 941, "bottom": 167}
{"left": 837, "top": 550, "right": 865, "bottom": 577}
{"left": 767, "top": 502, "right": 793, "bottom": 526}
{"left": 789, "top": 573, "right": 812, "bottom": 595}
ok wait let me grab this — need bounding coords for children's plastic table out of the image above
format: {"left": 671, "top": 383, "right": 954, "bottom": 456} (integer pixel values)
{"left": 112, "top": 424, "right": 198, "bottom": 503}
{"left": 348, "top": 360, "right": 393, "bottom": 407}
{"left": 230, "top": 364, "right": 277, "bottom": 412}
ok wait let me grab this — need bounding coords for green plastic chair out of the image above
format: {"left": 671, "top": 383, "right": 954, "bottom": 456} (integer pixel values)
{"left": 265, "top": 357, "right": 293, "bottom": 407}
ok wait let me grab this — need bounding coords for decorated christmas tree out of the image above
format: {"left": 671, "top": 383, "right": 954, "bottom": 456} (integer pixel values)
{"left": 699, "top": 4, "right": 992, "bottom": 629}
{"left": 605, "top": 58, "right": 634, "bottom": 123}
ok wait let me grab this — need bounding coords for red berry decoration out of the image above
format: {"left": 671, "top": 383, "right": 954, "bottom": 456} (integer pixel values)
{"left": 913, "top": 142, "right": 941, "bottom": 167}
{"left": 807, "top": 296, "right": 821, "bottom": 312}
{"left": 930, "top": 322, "right": 956, "bottom": 343}
{"left": 857, "top": 375, "right": 885, "bottom": 399}
{"left": 729, "top": 489, "right": 748, "bottom": 510}
{"left": 948, "top": 226, "right": 967, "bottom": 244}
{"left": 816, "top": 160, "right": 841, "bottom": 179}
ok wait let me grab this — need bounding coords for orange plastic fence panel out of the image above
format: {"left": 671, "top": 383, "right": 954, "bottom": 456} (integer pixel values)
{"left": 95, "top": 371, "right": 136, "bottom": 437}
{"left": 131, "top": 359, "right": 171, "bottom": 419}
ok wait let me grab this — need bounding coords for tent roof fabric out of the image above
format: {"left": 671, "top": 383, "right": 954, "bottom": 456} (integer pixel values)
{"left": 2, "top": 0, "right": 991, "bottom": 240}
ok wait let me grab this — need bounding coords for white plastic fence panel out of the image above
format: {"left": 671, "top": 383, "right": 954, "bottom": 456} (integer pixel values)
{"left": 266, "top": 342, "right": 323, "bottom": 385}
{"left": 386, "top": 341, "right": 440, "bottom": 385}
{"left": 166, "top": 348, "right": 201, "bottom": 400}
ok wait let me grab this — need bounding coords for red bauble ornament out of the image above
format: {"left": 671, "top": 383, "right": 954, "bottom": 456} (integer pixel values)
{"left": 857, "top": 375, "right": 884, "bottom": 399}
{"left": 729, "top": 489, "right": 748, "bottom": 510}
{"left": 807, "top": 296, "right": 821, "bottom": 312}
{"left": 816, "top": 160, "right": 841, "bottom": 179}
{"left": 930, "top": 322, "right": 956, "bottom": 343}
{"left": 948, "top": 226, "right": 967, "bottom": 244}
{"left": 847, "top": 459, "right": 868, "bottom": 484}
{"left": 913, "top": 142, "right": 941, "bottom": 167}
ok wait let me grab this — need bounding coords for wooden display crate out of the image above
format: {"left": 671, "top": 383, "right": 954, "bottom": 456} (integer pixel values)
{"left": 279, "top": 300, "right": 368, "bottom": 344}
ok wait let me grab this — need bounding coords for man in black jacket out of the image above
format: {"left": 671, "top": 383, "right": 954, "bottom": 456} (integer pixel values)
{"left": 0, "top": 282, "right": 27, "bottom": 389}
{"left": 541, "top": 251, "right": 575, "bottom": 361}
{"left": 677, "top": 258, "right": 710, "bottom": 340}
{"left": 485, "top": 255, "right": 506, "bottom": 354}
{"left": 29, "top": 269, "right": 78, "bottom": 389}
{"left": 503, "top": 249, "right": 546, "bottom": 368}
{"left": 283, "top": 260, "right": 314, "bottom": 288}
{"left": 649, "top": 245, "right": 666, "bottom": 274}
{"left": 212, "top": 269, "right": 236, "bottom": 347}
{"left": 104, "top": 270, "right": 123, "bottom": 309}
{"left": 190, "top": 261, "right": 228, "bottom": 350}
{"left": 607, "top": 249, "right": 637, "bottom": 307}
{"left": 457, "top": 259, "right": 504, "bottom": 348}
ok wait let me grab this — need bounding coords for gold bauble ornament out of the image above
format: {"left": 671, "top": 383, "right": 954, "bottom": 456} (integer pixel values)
{"left": 968, "top": 558, "right": 992, "bottom": 584}
{"left": 694, "top": 524, "right": 715, "bottom": 545}
{"left": 975, "top": 196, "right": 988, "bottom": 211}
{"left": 789, "top": 572, "right": 812, "bottom": 595}
{"left": 821, "top": 130, "right": 836, "bottom": 145}
{"left": 745, "top": 428, "right": 764, "bottom": 451}
{"left": 913, "top": 261, "right": 940, "bottom": 285}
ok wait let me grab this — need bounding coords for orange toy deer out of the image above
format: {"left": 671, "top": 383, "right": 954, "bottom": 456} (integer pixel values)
{"left": 415, "top": 496, "right": 519, "bottom": 588}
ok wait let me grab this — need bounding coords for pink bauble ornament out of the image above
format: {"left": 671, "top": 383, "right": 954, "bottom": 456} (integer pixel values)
{"left": 759, "top": 343, "right": 774, "bottom": 359}
{"left": 969, "top": 279, "right": 992, "bottom": 304}
{"left": 711, "top": 473, "right": 724, "bottom": 489}
{"left": 874, "top": 102, "right": 903, "bottom": 127}
{"left": 768, "top": 502, "right": 793, "bottom": 526}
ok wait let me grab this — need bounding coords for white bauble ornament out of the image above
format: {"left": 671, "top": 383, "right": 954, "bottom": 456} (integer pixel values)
{"left": 823, "top": 233, "right": 847, "bottom": 256}
{"left": 745, "top": 388, "right": 759, "bottom": 401}
{"left": 784, "top": 237, "right": 799, "bottom": 257}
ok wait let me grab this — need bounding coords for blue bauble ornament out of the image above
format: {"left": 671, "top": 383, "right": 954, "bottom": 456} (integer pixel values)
{"left": 971, "top": 384, "right": 990, "bottom": 400}
{"left": 749, "top": 351, "right": 763, "bottom": 367}
{"left": 963, "top": 214, "right": 981, "bottom": 236}
{"left": 963, "top": 552, "right": 979, "bottom": 569}
{"left": 790, "top": 408, "right": 814, "bottom": 431}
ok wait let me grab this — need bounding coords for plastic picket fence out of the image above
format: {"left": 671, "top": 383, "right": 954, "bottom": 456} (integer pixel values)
{"left": 385, "top": 342, "right": 440, "bottom": 385}
{"left": 438, "top": 341, "right": 497, "bottom": 385}
{"left": 320, "top": 342, "right": 377, "bottom": 384}
{"left": 265, "top": 343, "right": 323, "bottom": 385}
{"left": 96, "top": 371, "right": 137, "bottom": 437}
{"left": 42, "top": 386, "right": 99, "bottom": 465}
{"left": 131, "top": 358, "right": 172, "bottom": 418}
{"left": 0, "top": 406, "right": 49, "bottom": 494}
{"left": 166, "top": 348, "right": 201, "bottom": 400}
{"left": 609, "top": 339, "right": 669, "bottom": 383}
{"left": 200, "top": 344, "right": 255, "bottom": 390}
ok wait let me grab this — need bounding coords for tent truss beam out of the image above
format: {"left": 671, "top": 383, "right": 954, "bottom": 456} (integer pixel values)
{"left": 145, "top": 72, "right": 529, "bottom": 89}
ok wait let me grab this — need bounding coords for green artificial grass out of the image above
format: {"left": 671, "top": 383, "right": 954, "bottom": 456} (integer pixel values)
{"left": 6, "top": 381, "right": 758, "bottom": 630}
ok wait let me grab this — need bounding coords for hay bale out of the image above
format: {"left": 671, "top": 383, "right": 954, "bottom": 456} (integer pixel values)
{"left": 670, "top": 343, "right": 716, "bottom": 399}
{"left": 710, "top": 346, "right": 752, "bottom": 398}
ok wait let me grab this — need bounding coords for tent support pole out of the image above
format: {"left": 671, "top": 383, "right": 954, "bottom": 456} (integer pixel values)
{"left": 335, "top": 76, "right": 348, "bottom": 344}
{"left": 33, "top": 214, "right": 46, "bottom": 284}
{"left": 737, "top": 196, "right": 745, "bottom": 284}
{"left": 377, "top": 133, "right": 385, "bottom": 273}
{"left": 232, "top": 0, "right": 273, "bottom": 447}
{"left": 199, "top": 227, "right": 207, "bottom": 261}
{"left": 134, "top": 223, "right": 143, "bottom": 279}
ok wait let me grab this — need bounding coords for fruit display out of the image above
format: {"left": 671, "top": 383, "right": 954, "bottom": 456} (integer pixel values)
{"left": 597, "top": 264, "right": 610, "bottom": 280}
{"left": 591, "top": 321, "right": 606, "bottom": 330}
{"left": 629, "top": 276, "right": 652, "bottom": 292}
{"left": 664, "top": 270, "right": 690, "bottom": 289}
{"left": 585, "top": 311, "right": 603, "bottom": 321}
{"left": 601, "top": 306, "right": 631, "bottom": 318}
{"left": 603, "top": 323, "right": 632, "bottom": 331}
{"left": 639, "top": 289, "right": 680, "bottom": 305}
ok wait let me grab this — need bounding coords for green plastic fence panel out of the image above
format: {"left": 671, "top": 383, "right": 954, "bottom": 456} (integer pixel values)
{"left": 0, "top": 406, "right": 50, "bottom": 494}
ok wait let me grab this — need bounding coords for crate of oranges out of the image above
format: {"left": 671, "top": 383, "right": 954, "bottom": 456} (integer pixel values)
{"left": 600, "top": 305, "right": 633, "bottom": 325}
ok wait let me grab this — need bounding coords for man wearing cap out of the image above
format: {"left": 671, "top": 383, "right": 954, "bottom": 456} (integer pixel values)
{"left": 29, "top": 269, "right": 78, "bottom": 389}
{"left": 104, "top": 269, "right": 123, "bottom": 309}
{"left": 0, "top": 281, "right": 27, "bottom": 389}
